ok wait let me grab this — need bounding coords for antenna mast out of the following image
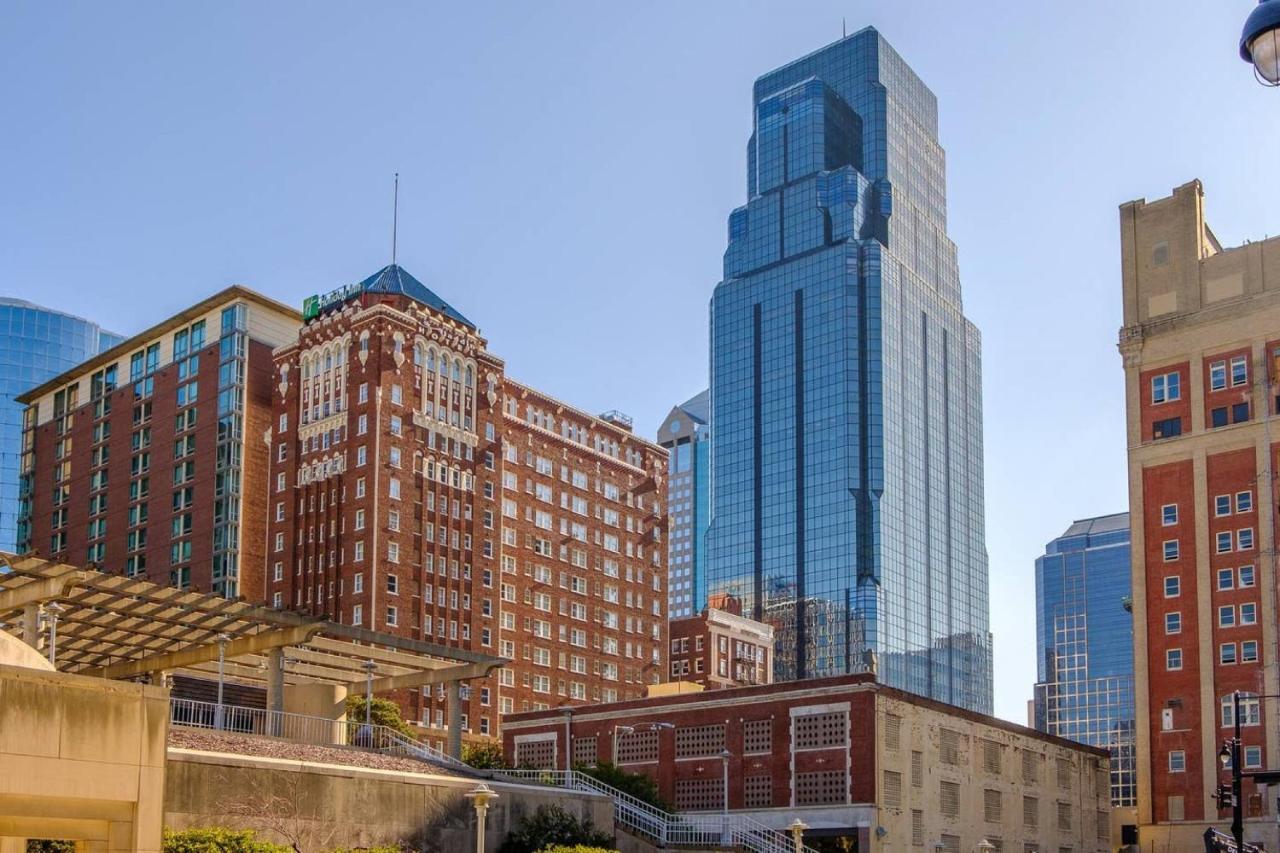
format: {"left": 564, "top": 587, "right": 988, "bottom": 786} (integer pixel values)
{"left": 392, "top": 172, "right": 399, "bottom": 266}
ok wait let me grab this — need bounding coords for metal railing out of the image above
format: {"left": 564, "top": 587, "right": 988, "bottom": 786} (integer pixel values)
{"left": 492, "top": 769, "right": 814, "bottom": 853}
{"left": 168, "top": 697, "right": 473, "bottom": 773}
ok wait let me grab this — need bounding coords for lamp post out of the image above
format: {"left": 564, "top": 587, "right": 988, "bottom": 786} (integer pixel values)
{"left": 43, "top": 602, "right": 62, "bottom": 666}
{"left": 1218, "top": 690, "right": 1245, "bottom": 853}
{"left": 363, "top": 658, "right": 377, "bottom": 726}
{"left": 788, "top": 819, "right": 807, "bottom": 853}
{"left": 720, "top": 747, "right": 733, "bottom": 845}
{"left": 610, "top": 721, "right": 673, "bottom": 765}
{"left": 465, "top": 783, "right": 499, "bottom": 853}
{"left": 1241, "top": 0, "right": 1280, "bottom": 85}
{"left": 215, "top": 633, "right": 230, "bottom": 730}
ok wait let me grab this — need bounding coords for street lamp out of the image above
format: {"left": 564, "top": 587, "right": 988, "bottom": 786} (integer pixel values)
{"left": 43, "top": 602, "right": 62, "bottom": 666}
{"left": 1241, "top": 0, "right": 1280, "bottom": 85}
{"left": 1217, "top": 690, "right": 1245, "bottom": 853}
{"left": 215, "top": 633, "right": 230, "bottom": 730}
{"left": 788, "top": 819, "right": 807, "bottom": 853}
{"left": 611, "top": 721, "right": 674, "bottom": 765}
{"left": 465, "top": 783, "right": 499, "bottom": 853}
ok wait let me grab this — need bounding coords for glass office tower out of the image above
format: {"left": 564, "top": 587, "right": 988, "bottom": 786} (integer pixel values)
{"left": 0, "top": 298, "right": 122, "bottom": 552}
{"left": 1033, "top": 513, "right": 1136, "bottom": 807}
{"left": 705, "top": 28, "right": 992, "bottom": 712}
{"left": 659, "top": 390, "right": 711, "bottom": 618}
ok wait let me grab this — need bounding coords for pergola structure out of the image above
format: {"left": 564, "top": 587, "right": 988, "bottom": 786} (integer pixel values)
{"left": 0, "top": 553, "right": 506, "bottom": 757}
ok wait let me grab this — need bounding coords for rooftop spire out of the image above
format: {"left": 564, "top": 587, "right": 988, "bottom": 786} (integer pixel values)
{"left": 392, "top": 172, "right": 399, "bottom": 266}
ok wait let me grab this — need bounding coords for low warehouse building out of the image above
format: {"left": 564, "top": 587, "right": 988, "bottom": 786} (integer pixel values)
{"left": 503, "top": 673, "right": 1113, "bottom": 853}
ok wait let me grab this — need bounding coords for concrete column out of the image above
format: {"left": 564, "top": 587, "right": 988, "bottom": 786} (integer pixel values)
{"left": 0, "top": 837, "right": 27, "bottom": 853}
{"left": 22, "top": 603, "right": 39, "bottom": 649}
{"left": 267, "top": 647, "right": 285, "bottom": 737}
{"left": 447, "top": 679, "right": 463, "bottom": 759}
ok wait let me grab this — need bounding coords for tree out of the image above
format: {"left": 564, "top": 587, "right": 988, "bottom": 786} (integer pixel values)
{"left": 216, "top": 771, "right": 340, "bottom": 853}
{"left": 497, "top": 806, "right": 613, "bottom": 853}
{"left": 345, "top": 695, "right": 414, "bottom": 738}
{"left": 463, "top": 741, "right": 508, "bottom": 769}
{"left": 577, "top": 763, "right": 670, "bottom": 812}
{"left": 162, "top": 828, "right": 291, "bottom": 853}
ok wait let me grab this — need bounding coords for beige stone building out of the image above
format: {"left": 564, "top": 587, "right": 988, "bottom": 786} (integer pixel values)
{"left": 503, "top": 674, "right": 1112, "bottom": 852}
{"left": 1119, "top": 179, "right": 1280, "bottom": 849}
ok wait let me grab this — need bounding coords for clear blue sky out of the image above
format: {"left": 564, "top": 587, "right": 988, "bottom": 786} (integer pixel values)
{"left": 2, "top": 1, "right": 1276, "bottom": 723}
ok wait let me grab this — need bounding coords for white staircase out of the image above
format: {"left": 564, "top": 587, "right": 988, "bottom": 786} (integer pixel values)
{"left": 493, "top": 769, "right": 815, "bottom": 853}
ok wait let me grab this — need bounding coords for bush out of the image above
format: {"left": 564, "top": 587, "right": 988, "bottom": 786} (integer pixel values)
{"left": 345, "top": 696, "right": 415, "bottom": 738}
{"left": 497, "top": 806, "right": 613, "bottom": 853}
{"left": 27, "top": 843, "right": 74, "bottom": 853}
{"left": 538, "top": 846, "right": 619, "bottom": 853}
{"left": 327, "top": 847, "right": 404, "bottom": 853}
{"left": 577, "top": 763, "right": 671, "bottom": 812}
{"left": 463, "top": 741, "right": 509, "bottom": 769}
{"left": 162, "top": 828, "right": 291, "bottom": 853}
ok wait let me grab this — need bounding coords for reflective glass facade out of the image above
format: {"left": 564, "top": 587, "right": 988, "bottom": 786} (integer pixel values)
{"left": 0, "top": 298, "right": 122, "bottom": 552}
{"left": 1033, "top": 513, "right": 1136, "bottom": 807}
{"left": 659, "top": 391, "right": 711, "bottom": 618}
{"left": 705, "top": 28, "right": 991, "bottom": 712}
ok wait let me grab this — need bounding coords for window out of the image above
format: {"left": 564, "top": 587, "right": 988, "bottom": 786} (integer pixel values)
{"left": 1246, "top": 746, "right": 1263, "bottom": 769}
{"left": 1240, "top": 565, "right": 1256, "bottom": 587}
{"left": 1220, "top": 605, "right": 1236, "bottom": 628}
{"left": 1164, "top": 576, "right": 1180, "bottom": 598}
{"left": 1165, "top": 612, "right": 1181, "bottom": 634}
{"left": 1212, "top": 407, "right": 1229, "bottom": 428}
{"left": 1217, "top": 532, "right": 1233, "bottom": 554}
{"left": 1221, "top": 643, "right": 1238, "bottom": 665}
{"left": 1168, "top": 751, "right": 1186, "bottom": 773}
{"left": 1210, "top": 360, "right": 1227, "bottom": 391}
{"left": 1153, "top": 417, "right": 1182, "bottom": 439}
{"left": 352, "top": 604, "right": 363, "bottom": 626}
{"left": 1161, "top": 504, "right": 1178, "bottom": 526}
{"left": 1237, "top": 491, "right": 1254, "bottom": 513}
{"left": 1231, "top": 355, "right": 1248, "bottom": 387}
{"left": 1241, "top": 602, "right": 1256, "bottom": 625}
{"left": 386, "top": 606, "right": 397, "bottom": 627}
{"left": 1218, "top": 568, "right": 1235, "bottom": 591}
{"left": 1152, "top": 372, "right": 1180, "bottom": 403}
{"left": 1243, "top": 641, "right": 1259, "bottom": 663}
{"left": 353, "top": 573, "right": 364, "bottom": 593}
{"left": 1216, "top": 495, "right": 1232, "bottom": 516}
{"left": 1223, "top": 694, "right": 1262, "bottom": 727}
{"left": 1163, "top": 540, "right": 1179, "bottom": 561}
{"left": 1167, "top": 649, "right": 1183, "bottom": 670}
{"left": 1238, "top": 528, "right": 1254, "bottom": 551}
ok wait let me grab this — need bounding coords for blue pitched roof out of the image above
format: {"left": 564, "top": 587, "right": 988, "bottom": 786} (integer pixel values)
{"left": 359, "top": 264, "right": 475, "bottom": 329}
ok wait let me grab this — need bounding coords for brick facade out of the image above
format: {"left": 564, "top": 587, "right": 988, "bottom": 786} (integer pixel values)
{"left": 1120, "top": 180, "right": 1280, "bottom": 848}
{"left": 264, "top": 267, "right": 667, "bottom": 744}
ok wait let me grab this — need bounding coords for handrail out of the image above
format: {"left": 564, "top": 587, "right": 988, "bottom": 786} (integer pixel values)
{"left": 491, "top": 768, "right": 816, "bottom": 853}
{"left": 167, "top": 696, "right": 475, "bottom": 775}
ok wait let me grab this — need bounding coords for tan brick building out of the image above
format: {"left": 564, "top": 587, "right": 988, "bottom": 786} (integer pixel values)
{"left": 265, "top": 264, "right": 667, "bottom": 744}
{"left": 503, "top": 673, "right": 1113, "bottom": 853}
{"left": 1119, "top": 180, "right": 1280, "bottom": 849}
{"left": 16, "top": 288, "right": 300, "bottom": 599}
{"left": 668, "top": 593, "right": 772, "bottom": 688}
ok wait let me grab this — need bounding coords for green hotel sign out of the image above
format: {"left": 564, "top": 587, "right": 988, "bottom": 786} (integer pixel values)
{"left": 302, "top": 283, "right": 363, "bottom": 322}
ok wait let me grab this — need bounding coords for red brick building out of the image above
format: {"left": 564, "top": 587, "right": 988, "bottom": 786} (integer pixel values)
{"left": 668, "top": 593, "right": 772, "bottom": 688}
{"left": 1120, "top": 181, "right": 1280, "bottom": 849}
{"left": 502, "top": 674, "right": 1112, "bottom": 852}
{"left": 265, "top": 264, "right": 668, "bottom": 742}
{"left": 16, "top": 288, "right": 300, "bottom": 599}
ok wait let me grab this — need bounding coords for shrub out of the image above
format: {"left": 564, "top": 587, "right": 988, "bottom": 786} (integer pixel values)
{"left": 27, "top": 843, "right": 74, "bottom": 853}
{"left": 497, "top": 805, "right": 613, "bottom": 853}
{"left": 162, "top": 828, "right": 291, "bottom": 853}
{"left": 345, "top": 696, "right": 414, "bottom": 738}
{"left": 538, "top": 846, "right": 619, "bottom": 853}
{"left": 463, "top": 741, "right": 509, "bottom": 769}
{"left": 577, "top": 763, "right": 671, "bottom": 812}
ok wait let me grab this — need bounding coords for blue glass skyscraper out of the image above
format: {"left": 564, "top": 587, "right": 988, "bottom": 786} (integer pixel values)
{"left": 659, "top": 390, "right": 711, "bottom": 618}
{"left": 1033, "top": 513, "right": 1136, "bottom": 807}
{"left": 705, "top": 28, "right": 992, "bottom": 712}
{"left": 0, "top": 298, "right": 122, "bottom": 553}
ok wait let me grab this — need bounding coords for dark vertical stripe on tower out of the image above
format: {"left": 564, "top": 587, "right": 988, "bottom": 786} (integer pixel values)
{"left": 794, "top": 289, "right": 807, "bottom": 679}
{"left": 854, "top": 248, "right": 874, "bottom": 676}
{"left": 752, "top": 304, "right": 763, "bottom": 623}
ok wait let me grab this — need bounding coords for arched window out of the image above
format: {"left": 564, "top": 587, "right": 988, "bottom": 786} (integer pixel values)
{"left": 414, "top": 343, "right": 424, "bottom": 366}
{"left": 324, "top": 350, "right": 332, "bottom": 371}
{"left": 452, "top": 359, "right": 462, "bottom": 381}
{"left": 438, "top": 352, "right": 447, "bottom": 375}
{"left": 427, "top": 348, "right": 437, "bottom": 371}
{"left": 464, "top": 365, "right": 473, "bottom": 388}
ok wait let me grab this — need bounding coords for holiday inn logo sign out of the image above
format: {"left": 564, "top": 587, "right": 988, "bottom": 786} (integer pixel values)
{"left": 302, "top": 283, "right": 363, "bottom": 322}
